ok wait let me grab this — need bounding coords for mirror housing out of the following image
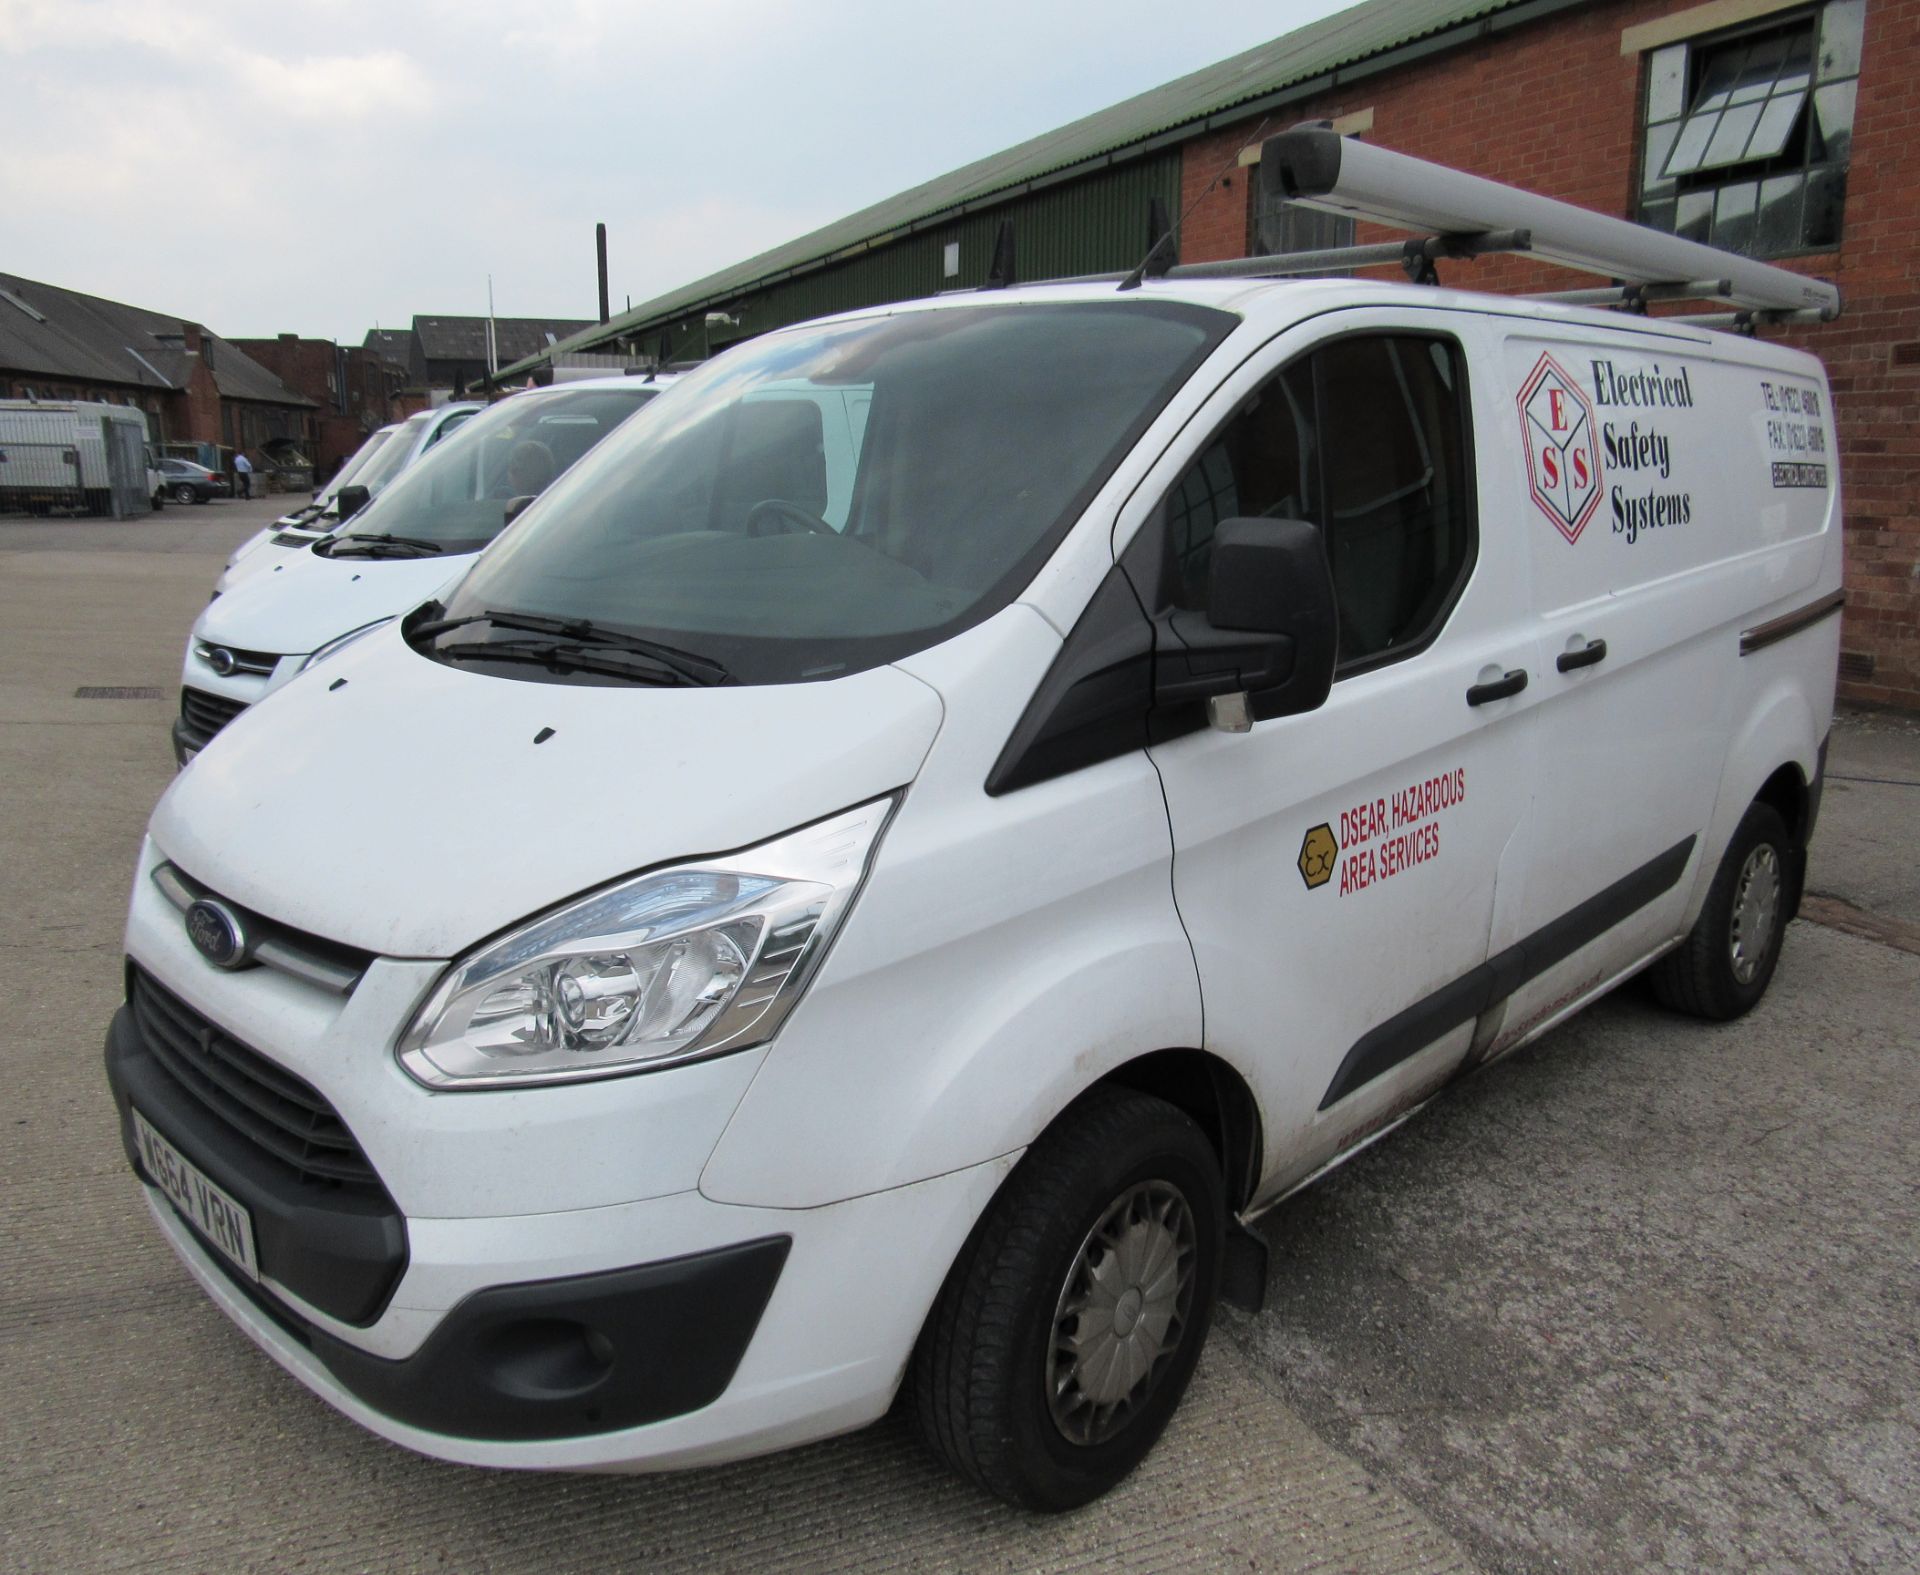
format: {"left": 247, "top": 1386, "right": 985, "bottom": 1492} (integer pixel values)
{"left": 1210, "top": 517, "right": 1337, "bottom": 720}
{"left": 1152, "top": 518, "right": 1337, "bottom": 728}
{"left": 502, "top": 493, "right": 537, "bottom": 527}
{"left": 335, "top": 484, "right": 371, "bottom": 521}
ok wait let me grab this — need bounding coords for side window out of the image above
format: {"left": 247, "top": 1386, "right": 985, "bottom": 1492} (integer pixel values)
{"left": 426, "top": 409, "right": 476, "bottom": 449}
{"left": 1161, "top": 333, "right": 1473, "bottom": 669}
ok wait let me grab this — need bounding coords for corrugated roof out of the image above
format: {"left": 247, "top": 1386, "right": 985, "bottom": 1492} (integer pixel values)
{"left": 510, "top": 0, "right": 1550, "bottom": 375}
{"left": 0, "top": 271, "right": 312, "bottom": 406}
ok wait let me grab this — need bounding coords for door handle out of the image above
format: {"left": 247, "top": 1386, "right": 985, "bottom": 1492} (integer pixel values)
{"left": 1466, "top": 668, "right": 1528, "bottom": 706}
{"left": 1555, "top": 638, "right": 1608, "bottom": 673}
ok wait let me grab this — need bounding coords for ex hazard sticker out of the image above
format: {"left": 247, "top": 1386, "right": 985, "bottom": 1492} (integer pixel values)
{"left": 1518, "top": 352, "right": 1603, "bottom": 543}
{"left": 1297, "top": 823, "right": 1338, "bottom": 889}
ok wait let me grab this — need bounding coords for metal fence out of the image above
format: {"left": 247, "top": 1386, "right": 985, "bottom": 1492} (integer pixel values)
{"left": 0, "top": 438, "right": 87, "bottom": 514}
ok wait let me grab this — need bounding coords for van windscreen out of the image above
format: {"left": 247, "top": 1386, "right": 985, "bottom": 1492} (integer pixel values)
{"left": 428, "top": 300, "right": 1230, "bottom": 685}
{"left": 333, "top": 388, "right": 653, "bottom": 550}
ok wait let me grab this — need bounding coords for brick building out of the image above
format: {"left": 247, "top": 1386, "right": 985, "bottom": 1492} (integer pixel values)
{"left": 505, "top": 0, "right": 1916, "bottom": 709}
{"left": 0, "top": 272, "right": 313, "bottom": 468}
{"left": 228, "top": 334, "right": 413, "bottom": 479}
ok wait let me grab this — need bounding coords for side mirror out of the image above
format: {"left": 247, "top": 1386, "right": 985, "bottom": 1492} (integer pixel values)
{"left": 502, "top": 494, "right": 536, "bottom": 526}
{"left": 1207, "top": 517, "right": 1337, "bottom": 722}
{"left": 1151, "top": 517, "right": 1337, "bottom": 730}
{"left": 336, "top": 484, "right": 370, "bottom": 521}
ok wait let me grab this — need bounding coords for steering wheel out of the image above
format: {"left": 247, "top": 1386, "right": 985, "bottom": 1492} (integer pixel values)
{"left": 744, "top": 498, "right": 834, "bottom": 537}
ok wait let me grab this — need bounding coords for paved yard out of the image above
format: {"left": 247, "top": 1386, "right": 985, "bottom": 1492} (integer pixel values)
{"left": 1, "top": 501, "right": 1913, "bottom": 1572}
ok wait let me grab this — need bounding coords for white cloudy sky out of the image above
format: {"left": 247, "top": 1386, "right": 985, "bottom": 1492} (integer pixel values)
{"left": 1, "top": 0, "right": 1355, "bottom": 342}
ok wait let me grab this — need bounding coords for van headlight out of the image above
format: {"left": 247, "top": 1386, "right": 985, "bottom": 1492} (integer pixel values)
{"left": 397, "top": 797, "right": 895, "bottom": 1088}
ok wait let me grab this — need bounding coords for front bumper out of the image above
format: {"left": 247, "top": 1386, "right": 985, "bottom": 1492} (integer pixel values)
{"left": 113, "top": 852, "right": 1017, "bottom": 1468}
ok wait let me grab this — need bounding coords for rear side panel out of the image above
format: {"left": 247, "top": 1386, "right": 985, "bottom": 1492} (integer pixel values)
{"left": 1487, "top": 318, "right": 1837, "bottom": 1047}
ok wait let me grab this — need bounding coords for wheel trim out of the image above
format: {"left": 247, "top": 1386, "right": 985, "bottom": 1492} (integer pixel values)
{"left": 1048, "top": 1179, "right": 1197, "bottom": 1447}
{"left": 1730, "top": 843, "right": 1782, "bottom": 985}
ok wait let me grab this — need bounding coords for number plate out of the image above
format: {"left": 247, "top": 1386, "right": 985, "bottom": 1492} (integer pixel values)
{"left": 132, "top": 1109, "right": 259, "bottom": 1280}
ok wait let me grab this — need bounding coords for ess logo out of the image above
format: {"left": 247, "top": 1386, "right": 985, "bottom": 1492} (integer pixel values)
{"left": 1517, "top": 353, "right": 1603, "bottom": 543}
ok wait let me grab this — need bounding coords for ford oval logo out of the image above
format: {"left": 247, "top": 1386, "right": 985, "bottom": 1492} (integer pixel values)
{"left": 206, "top": 647, "right": 237, "bottom": 677}
{"left": 185, "top": 899, "right": 250, "bottom": 970}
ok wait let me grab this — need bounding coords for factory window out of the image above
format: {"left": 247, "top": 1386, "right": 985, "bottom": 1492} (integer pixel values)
{"left": 1637, "top": 1, "right": 1861, "bottom": 256}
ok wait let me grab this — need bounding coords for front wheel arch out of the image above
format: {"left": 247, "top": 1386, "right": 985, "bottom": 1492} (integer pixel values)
{"left": 1096, "top": 1048, "right": 1263, "bottom": 1213}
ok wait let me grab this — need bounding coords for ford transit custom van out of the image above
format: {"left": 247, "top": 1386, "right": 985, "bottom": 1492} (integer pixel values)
{"left": 104, "top": 135, "right": 1844, "bottom": 1510}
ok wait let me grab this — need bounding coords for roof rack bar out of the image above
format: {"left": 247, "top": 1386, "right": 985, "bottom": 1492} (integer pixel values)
{"left": 1261, "top": 126, "right": 1839, "bottom": 317}
{"left": 1665, "top": 306, "right": 1836, "bottom": 331}
{"left": 1164, "top": 227, "right": 1530, "bottom": 283}
{"left": 1528, "top": 279, "right": 1734, "bottom": 308}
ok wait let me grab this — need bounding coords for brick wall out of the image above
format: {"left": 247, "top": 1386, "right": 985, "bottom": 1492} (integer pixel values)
{"left": 1175, "top": 0, "right": 1920, "bottom": 709}
{"left": 172, "top": 326, "right": 224, "bottom": 451}
{"left": 233, "top": 335, "right": 406, "bottom": 475}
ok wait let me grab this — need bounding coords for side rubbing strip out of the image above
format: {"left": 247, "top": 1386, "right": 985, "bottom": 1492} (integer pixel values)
{"left": 1740, "top": 589, "right": 1844, "bottom": 656}
{"left": 1319, "top": 835, "right": 1697, "bottom": 1111}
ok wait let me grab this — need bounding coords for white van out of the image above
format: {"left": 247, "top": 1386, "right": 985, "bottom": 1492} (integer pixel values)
{"left": 172, "top": 378, "right": 672, "bottom": 764}
{"left": 219, "top": 403, "right": 483, "bottom": 584}
{"left": 105, "top": 137, "right": 1843, "bottom": 1510}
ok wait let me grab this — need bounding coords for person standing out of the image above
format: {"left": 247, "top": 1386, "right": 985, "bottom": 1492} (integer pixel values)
{"left": 233, "top": 449, "right": 253, "bottom": 499}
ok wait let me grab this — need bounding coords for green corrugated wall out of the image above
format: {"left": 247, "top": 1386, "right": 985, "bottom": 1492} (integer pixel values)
{"left": 638, "top": 151, "right": 1184, "bottom": 360}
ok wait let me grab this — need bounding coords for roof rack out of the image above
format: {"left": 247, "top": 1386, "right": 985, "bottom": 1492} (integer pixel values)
{"left": 1230, "top": 125, "right": 1839, "bottom": 327}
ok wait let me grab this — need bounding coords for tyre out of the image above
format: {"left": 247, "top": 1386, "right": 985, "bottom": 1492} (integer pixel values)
{"left": 907, "top": 1086, "right": 1224, "bottom": 1511}
{"left": 1650, "top": 801, "right": 1793, "bottom": 1021}
{"left": 172, "top": 483, "right": 196, "bottom": 505}
{"left": 151, "top": 491, "right": 164, "bottom": 511}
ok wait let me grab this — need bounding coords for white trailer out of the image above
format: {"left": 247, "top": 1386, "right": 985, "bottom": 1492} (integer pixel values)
{"left": 0, "top": 399, "right": 153, "bottom": 519}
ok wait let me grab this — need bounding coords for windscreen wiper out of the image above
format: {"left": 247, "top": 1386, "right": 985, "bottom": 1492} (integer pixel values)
{"left": 433, "top": 639, "right": 695, "bottom": 686}
{"left": 414, "top": 608, "right": 729, "bottom": 686}
{"left": 323, "top": 533, "right": 445, "bottom": 558}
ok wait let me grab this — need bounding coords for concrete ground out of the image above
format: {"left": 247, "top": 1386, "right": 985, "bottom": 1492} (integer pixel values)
{"left": 1, "top": 500, "right": 1914, "bottom": 1573}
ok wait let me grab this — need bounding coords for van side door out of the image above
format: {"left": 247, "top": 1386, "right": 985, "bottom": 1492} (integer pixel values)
{"left": 1482, "top": 329, "right": 1748, "bottom": 1053}
{"left": 1130, "top": 310, "right": 1540, "bottom": 1201}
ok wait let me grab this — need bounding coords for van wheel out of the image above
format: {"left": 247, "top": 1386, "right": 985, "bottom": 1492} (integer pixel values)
{"left": 907, "top": 1086, "right": 1223, "bottom": 1511}
{"left": 1650, "top": 801, "right": 1792, "bottom": 1021}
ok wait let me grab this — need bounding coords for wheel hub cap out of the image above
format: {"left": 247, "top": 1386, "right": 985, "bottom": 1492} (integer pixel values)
{"left": 1048, "top": 1180, "right": 1196, "bottom": 1447}
{"left": 1730, "top": 844, "right": 1782, "bottom": 985}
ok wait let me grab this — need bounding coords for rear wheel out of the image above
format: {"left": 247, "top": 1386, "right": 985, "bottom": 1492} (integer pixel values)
{"left": 1650, "top": 801, "right": 1792, "bottom": 1020}
{"left": 172, "top": 482, "right": 196, "bottom": 505}
{"left": 907, "top": 1086, "right": 1224, "bottom": 1511}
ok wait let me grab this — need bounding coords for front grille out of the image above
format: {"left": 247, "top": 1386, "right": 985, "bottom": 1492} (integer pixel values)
{"left": 129, "top": 965, "right": 379, "bottom": 1189}
{"left": 154, "top": 862, "right": 372, "bottom": 995}
{"left": 194, "top": 643, "right": 280, "bottom": 677}
{"left": 179, "top": 686, "right": 246, "bottom": 742}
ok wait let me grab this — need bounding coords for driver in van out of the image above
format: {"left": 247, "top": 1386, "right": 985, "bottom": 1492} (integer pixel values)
{"left": 503, "top": 438, "right": 556, "bottom": 500}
